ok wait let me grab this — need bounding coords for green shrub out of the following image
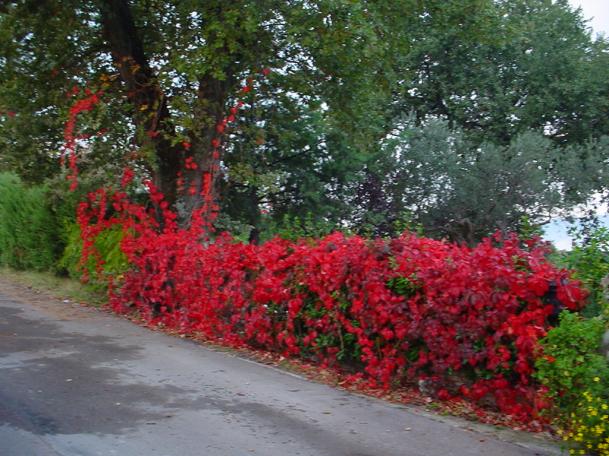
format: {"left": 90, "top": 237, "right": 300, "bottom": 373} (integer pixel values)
{"left": 57, "top": 222, "right": 82, "bottom": 278}
{"left": 541, "top": 229, "right": 609, "bottom": 453}
{"left": 556, "top": 228, "right": 609, "bottom": 318}
{"left": 0, "top": 173, "right": 61, "bottom": 270}
{"left": 535, "top": 311, "right": 609, "bottom": 425}
{"left": 58, "top": 222, "right": 128, "bottom": 290}
{"left": 263, "top": 212, "right": 338, "bottom": 241}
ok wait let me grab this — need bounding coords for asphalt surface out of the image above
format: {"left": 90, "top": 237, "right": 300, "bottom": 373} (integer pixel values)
{"left": 0, "top": 281, "right": 563, "bottom": 456}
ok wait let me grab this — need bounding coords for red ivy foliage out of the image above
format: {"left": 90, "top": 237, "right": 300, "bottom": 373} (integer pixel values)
{"left": 76, "top": 187, "right": 586, "bottom": 423}
{"left": 62, "top": 87, "right": 104, "bottom": 191}
{"left": 66, "top": 71, "right": 587, "bottom": 424}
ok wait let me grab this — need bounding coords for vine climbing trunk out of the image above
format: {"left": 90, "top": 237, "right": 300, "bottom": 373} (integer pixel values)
{"left": 98, "top": 0, "right": 262, "bottom": 230}
{"left": 98, "top": 0, "right": 181, "bottom": 209}
{"left": 180, "top": 75, "right": 232, "bottom": 225}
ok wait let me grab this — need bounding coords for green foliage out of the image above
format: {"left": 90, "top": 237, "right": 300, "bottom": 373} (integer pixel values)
{"left": 518, "top": 216, "right": 544, "bottom": 241}
{"left": 356, "top": 118, "right": 609, "bottom": 242}
{"left": 0, "top": 172, "right": 61, "bottom": 270}
{"left": 58, "top": 222, "right": 128, "bottom": 290}
{"left": 93, "top": 226, "right": 129, "bottom": 276}
{"left": 561, "top": 389, "right": 609, "bottom": 456}
{"left": 0, "top": 0, "right": 413, "bottom": 207}
{"left": 403, "top": 0, "right": 609, "bottom": 146}
{"left": 57, "top": 222, "right": 83, "bottom": 278}
{"left": 262, "top": 213, "right": 338, "bottom": 242}
{"left": 2, "top": 0, "right": 606, "bottom": 241}
{"left": 558, "top": 228, "right": 609, "bottom": 318}
{"left": 387, "top": 275, "right": 420, "bottom": 298}
{"left": 539, "top": 228, "right": 609, "bottom": 447}
{"left": 392, "top": 211, "right": 425, "bottom": 237}
{"left": 535, "top": 311, "right": 609, "bottom": 424}
{"left": 0, "top": 171, "right": 126, "bottom": 281}
{"left": 1, "top": 1, "right": 607, "bottom": 241}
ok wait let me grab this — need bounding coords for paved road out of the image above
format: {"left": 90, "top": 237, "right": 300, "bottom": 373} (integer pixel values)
{"left": 0, "top": 283, "right": 562, "bottom": 456}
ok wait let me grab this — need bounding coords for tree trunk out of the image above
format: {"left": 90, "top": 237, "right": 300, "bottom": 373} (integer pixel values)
{"left": 180, "top": 75, "right": 231, "bottom": 224}
{"left": 99, "top": 0, "right": 181, "bottom": 207}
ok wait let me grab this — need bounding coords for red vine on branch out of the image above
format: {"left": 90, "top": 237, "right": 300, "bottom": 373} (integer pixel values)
{"left": 62, "top": 87, "right": 103, "bottom": 191}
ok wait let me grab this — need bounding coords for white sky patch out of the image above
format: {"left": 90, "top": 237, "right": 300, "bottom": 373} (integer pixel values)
{"left": 569, "top": 0, "right": 609, "bottom": 36}
{"left": 569, "top": 192, "right": 609, "bottom": 218}
{"left": 543, "top": 219, "right": 574, "bottom": 250}
{"left": 543, "top": 215, "right": 609, "bottom": 251}
{"left": 544, "top": 192, "right": 609, "bottom": 250}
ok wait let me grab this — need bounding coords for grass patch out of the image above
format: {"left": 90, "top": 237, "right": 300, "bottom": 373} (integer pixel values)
{"left": 0, "top": 267, "right": 106, "bottom": 306}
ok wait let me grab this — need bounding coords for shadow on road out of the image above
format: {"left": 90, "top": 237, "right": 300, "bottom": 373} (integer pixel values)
{"left": 0, "top": 303, "right": 216, "bottom": 436}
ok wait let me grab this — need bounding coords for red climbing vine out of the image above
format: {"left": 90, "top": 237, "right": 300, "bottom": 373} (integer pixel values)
{"left": 62, "top": 87, "right": 104, "bottom": 191}
{"left": 64, "top": 71, "right": 588, "bottom": 424}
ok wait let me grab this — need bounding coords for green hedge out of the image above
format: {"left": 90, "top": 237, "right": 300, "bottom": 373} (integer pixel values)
{"left": 0, "top": 172, "right": 61, "bottom": 270}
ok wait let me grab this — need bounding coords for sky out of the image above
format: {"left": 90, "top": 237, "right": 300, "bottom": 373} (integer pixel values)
{"left": 544, "top": 215, "right": 609, "bottom": 250}
{"left": 569, "top": 0, "right": 609, "bottom": 35}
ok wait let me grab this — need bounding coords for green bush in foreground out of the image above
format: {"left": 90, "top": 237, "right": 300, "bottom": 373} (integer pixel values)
{"left": 536, "top": 311, "right": 609, "bottom": 454}
{"left": 536, "top": 312, "right": 609, "bottom": 421}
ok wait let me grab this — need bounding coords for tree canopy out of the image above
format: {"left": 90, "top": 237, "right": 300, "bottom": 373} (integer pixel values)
{"left": 0, "top": 0, "right": 607, "bottom": 242}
